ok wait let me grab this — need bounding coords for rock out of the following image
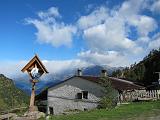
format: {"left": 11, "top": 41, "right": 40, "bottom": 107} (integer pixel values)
{"left": 0, "top": 113, "right": 17, "bottom": 120}
{"left": 23, "top": 111, "right": 45, "bottom": 119}
{"left": 38, "top": 112, "right": 45, "bottom": 118}
{"left": 46, "top": 115, "right": 51, "bottom": 120}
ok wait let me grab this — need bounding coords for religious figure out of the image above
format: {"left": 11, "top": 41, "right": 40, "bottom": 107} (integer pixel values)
{"left": 31, "top": 64, "right": 40, "bottom": 79}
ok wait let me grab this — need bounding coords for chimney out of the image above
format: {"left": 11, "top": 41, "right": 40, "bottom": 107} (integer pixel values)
{"left": 77, "top": 69, "right": 82, "bottom": 76}
{"left": 101, "top": 69, "right": 107, "bottom": 77}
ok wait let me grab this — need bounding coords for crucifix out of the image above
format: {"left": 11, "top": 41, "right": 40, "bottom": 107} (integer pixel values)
{"left": 21, "top": 54, "right": 48, "bottom": 112}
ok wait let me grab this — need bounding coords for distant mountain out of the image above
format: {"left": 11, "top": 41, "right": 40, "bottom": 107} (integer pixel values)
{"left": 0, "top": 74, "right": 29, "bottom": 113}
{"left": 82, "top": 65, "right": 122, "bottom": 76}
{"left": 14, "top": 65, "right": 121, "bottom": 94}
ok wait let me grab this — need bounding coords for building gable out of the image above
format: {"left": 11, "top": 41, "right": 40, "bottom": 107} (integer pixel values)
{"left": 48, "top": 76, "right": 104, "bottom": 98}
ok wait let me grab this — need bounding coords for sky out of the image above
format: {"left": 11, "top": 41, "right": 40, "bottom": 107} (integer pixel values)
{"left": 0, "top": 0, "right": 160, "bottom": 77}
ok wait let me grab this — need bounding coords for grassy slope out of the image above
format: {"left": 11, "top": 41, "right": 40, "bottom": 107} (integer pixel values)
{"left": 48, "top": 101, "right": 160, "bottom": 120}
{"left": 0, "top": 74, "right": 29, "bottom": 112}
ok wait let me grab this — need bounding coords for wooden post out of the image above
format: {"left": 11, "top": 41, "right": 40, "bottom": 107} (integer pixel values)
{"left": 29, "top": 82, "right": 36, "bottom": 111}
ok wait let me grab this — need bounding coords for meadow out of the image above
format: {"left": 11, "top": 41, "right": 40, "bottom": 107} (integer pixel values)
{"left": 46, "top": 101, "right": 160, "bottom": 120}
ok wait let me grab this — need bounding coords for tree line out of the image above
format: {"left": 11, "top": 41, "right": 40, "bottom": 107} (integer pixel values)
{"left": 112, "top": 49, "right": 160, "bottom": 89}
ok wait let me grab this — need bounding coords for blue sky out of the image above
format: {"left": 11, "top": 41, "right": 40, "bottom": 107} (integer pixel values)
{"left": 0, "top": 0, "right": 160, "bottom": 77}
{"left": 0, "top": 0, "right": 109, "bottom": 60}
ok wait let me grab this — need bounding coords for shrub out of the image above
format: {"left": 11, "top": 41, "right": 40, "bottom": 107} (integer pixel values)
{"left": 98, "top": 77, "right": 118, "bottom": 109}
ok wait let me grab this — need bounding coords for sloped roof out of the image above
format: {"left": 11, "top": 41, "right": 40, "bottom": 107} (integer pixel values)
{"left": 79, "top": 76, "right": 144, "bottom": 90}
{"left": 21, "top": 54, "right": 48, "bottom": 74}
{"left": 48, "top": 75, "right": 144, "bottom": 91}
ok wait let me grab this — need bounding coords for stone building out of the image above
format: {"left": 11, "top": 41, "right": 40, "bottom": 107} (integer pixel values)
{"left": 36, "top": 70, "right": 144, "bottom": 115}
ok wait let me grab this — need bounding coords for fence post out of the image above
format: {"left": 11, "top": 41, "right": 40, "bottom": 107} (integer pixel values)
{"left": 157, "top": 90, "right": 160, "bottom": 99}
{"left": 156, "top": 90, "right": 158, "bottom": 99}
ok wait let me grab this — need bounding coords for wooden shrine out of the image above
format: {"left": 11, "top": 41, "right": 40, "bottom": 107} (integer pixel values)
{"left": 21, "top": 54, "right": 48, "bottom": 112}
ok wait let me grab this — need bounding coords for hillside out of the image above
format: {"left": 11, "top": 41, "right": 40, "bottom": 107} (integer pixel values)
{"left": 112, "top": 49, "right": 160, "bottom": 88}
{"left": 0, "top": 74, "right": 29, "bottom": 113}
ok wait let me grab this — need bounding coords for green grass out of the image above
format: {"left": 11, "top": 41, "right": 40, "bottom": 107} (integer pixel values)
{"left": 46, "top": 101, "right": 160, "bottom": 120}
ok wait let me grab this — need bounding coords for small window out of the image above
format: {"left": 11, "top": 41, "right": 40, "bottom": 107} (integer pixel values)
{"left": 49, "top": 107, "right": 54, "bottom": 115}
{"left": 82, "top": 91, "right": 88, "bottom": 99}
{"left": 77, "top": 93, "right": 82, "bottom": 99}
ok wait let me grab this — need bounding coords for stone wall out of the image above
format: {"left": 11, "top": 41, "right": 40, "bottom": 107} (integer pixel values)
{"left": 48, "top": 77, "right": 104, "bottom": 115}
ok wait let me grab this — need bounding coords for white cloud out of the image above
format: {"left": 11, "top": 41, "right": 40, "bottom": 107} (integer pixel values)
{"left": 118, "top": 0, "right": 146, "bottom": 17}
{"left": 0, "top": 59, "right": 91, "bottom": 78}
{"left": 26, "top": 7, "right": 76, "bottom": 47}
{"left": 43, "top": 59, "right": 91, "bottom": 74}
{"left": 0, "top": 61, "right": 27, "bottom": 78}
{"left": 78, "top": 7, "right": 109, "bottom": 30}
{"left": 148, "top": 38, "right": 160, "bottom": 50}
{"left": 38, "top": 7, "right": 61, "bottom": 19}
{"left": 23, "top": 0, "right": 159, "bottom": 68}
{"left": 128, "top": 15, "right": 157, "bottom": 37}
{"left": 78, "top": 50, "right": 130, "bottom": 67}
{"left": 151, "top": 0, "right": 160, "bottom": 14}
{"left": 76, "top": 0, "right": 158, "bottom": 66}
{"left": 136, "top": 37, "right": 150, "bottom": 48}
{"left": 148, "top": 33, "right": 160, "bottom": 50}
{"left": 83, "top": 19, "right": 143, "bottom": 54}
